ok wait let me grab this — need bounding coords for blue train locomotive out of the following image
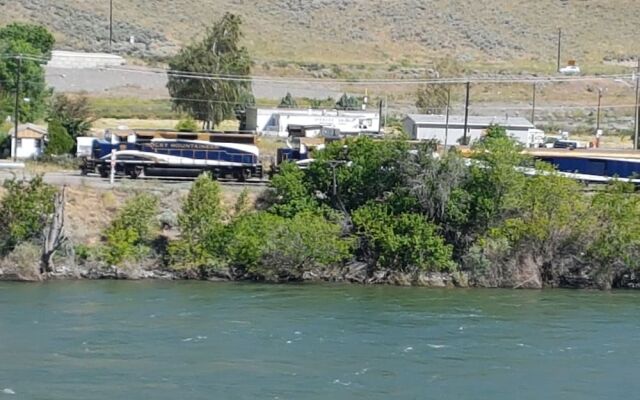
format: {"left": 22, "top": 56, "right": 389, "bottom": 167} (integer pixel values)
{"left": 80, "top": 129, "right": 263, "bottom": 181}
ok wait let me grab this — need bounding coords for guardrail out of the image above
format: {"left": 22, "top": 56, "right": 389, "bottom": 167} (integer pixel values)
{"left": 0, "top": 161, "right": 26, "bottom": 169}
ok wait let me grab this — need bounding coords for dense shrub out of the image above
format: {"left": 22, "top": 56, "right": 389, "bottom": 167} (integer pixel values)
{"left": 102, "top": 193, "right": 159, "bottom": 265}
{"left": 226, "top": 211, "right": 353, "bottom": 281}
{"left": 175, "top": 116, "right": 198, "bottom": 132}
{"left": 353, "top": 203, "right": 454, "bottom": 272}
{"left": 0, "top": 176, "right": 56, "bottom": 255}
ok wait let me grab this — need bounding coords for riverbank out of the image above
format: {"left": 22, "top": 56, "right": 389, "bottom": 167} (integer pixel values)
{"left": 4, "top": 255, "right": 640, "bottom": 290}
{"left": 3, "top": 135, "right": 640, "bottom": 290}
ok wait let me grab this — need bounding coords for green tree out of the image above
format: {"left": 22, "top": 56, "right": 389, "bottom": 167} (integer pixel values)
{"left": 0, "top": 23, "right": 54, "bottom": 122}
{"left": 278, "top": 92, "right": 298, "bottom": 109}
{"left": 0, "top": 176, "right": 56, "bottom": 254}
{"left": 44, "top": 120, "right": 74, "bottom": 156}
{"left": 308, "top": 137, "right": 409, "bottom": 212}
{"left": 0, "top": 23, "right": 55, "bottom": 55}
{"left": 167, "top": 13, "right": 253, "bottom": 129}
{"left": 169, "top": 173, "right": 226, "bottom": 268}
{"left": 103, "top": 193, "right": 159, "bottom": 265}
{"left": 48, "top": 94, "right": 94, "bottom": 140}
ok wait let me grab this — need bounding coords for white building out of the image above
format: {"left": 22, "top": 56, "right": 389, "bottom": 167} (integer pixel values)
{"left": 245, "top": 107, "right": 381, "bottom": 137}
{"left": 47, "top": 50, "right": 126, "bottom": 69}
{"left": 404, "top": 115, "right": 536, "bottom": 146}
{"left": 9, "top": 124, "right": 48, "bottom": 159}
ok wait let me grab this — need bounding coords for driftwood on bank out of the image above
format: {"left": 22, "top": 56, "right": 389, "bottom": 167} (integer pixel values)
{"left": 41, "top": 186, "right": 66, "bottom": 274}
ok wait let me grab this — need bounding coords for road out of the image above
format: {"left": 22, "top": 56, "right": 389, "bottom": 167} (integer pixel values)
{"left": 0, "top": 170, "right": 268, "bottom": 193}
{"left": 45, "top": 66, "right": 342, "bottom": 101}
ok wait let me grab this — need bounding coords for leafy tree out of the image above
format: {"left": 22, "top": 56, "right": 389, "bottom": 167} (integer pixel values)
{"left": 308, "top": 137, "right": 409, "bottom": 212}
{"left": 169, "top": 173, "right": 226, "bottom": 268}
{"left": 44, "top": 120, "right": 74, "bottom": 156}
{"left": 0, "top": 23, "right": 55, "bottom": 55}
{"left": 175, "top": 116, "right": 199, "bottom": 132}
{"left": 48, "top": 94, "right": 94, "bottom": 140}
{"left": 0, "top": 176, "right": 56, "bottom": 254}
{"left": 0, "top": 23, "right": 54, "bottom": 122}
{"left": 103, "top": 193, "right": 159, "bottom": 265}
{"left": 352, "top": 203, "right": 454, "bottom": 272}
{"left": 278, "top": 92, "right": 298, "bottom": 109}
{"left": 335, "top": 93, "right": 361, "bottom": 110}
{"left": 167, "top": 13, "right": 253, "bottom": 129}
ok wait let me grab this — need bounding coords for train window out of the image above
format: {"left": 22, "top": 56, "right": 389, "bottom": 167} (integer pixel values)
{"left": 180, "top": 134, "right": 198, "bottom": 141}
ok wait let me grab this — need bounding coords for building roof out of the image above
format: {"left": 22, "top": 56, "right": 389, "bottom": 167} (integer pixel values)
{"left": 406, "top": 114, "right": 534, "bottom": 129}
{"left": 8, "top": 123, "right": 48, "bottom": 139}
{"left": 249, "top": 107, "right": 379, "bottom": 118}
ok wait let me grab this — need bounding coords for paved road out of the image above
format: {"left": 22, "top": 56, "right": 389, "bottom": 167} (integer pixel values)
{"left": 0, "top": 170, "right": 268, "bottom": 193}
{"left": 45, "top": 66, "right": 342, "bottom": 100}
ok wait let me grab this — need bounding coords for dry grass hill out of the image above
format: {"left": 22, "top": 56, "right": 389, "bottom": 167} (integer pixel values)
{"left": 2, "top": 0, "right": 640, "bottom": 69}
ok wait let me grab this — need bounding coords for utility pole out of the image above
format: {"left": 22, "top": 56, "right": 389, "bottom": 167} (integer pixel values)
{"left": 531, "top": 82, "right": 536, "bottom": 125}
{"left": 109, "top": 0, "right": 113, "bottom": 52}
{"left": 596, "top": 88, "right": 603, "bottom": 134}
{"left": 634, "top": 58, "right": 640, "bottom": 150}
{"left": 463, "top": 81, "right": 470, "bottom": 145}
{"left": 12, "top": 55, "right": 22, "bottom": 162}
{"left": 557, "top": 28, "right": 562, "bottom": 72}
{"left": 444, "top": 87, "right": 451, "bottom": 151}
{"left": 378, "top": 100, "right": 383, "bottom": 134}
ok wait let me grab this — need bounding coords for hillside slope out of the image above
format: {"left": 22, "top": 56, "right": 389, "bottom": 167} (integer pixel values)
{"left": 2, "top": 0, "right": 639, "bottom": 66}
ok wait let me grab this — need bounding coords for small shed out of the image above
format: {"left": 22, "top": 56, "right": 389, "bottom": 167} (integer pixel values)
{"left": 8, "top": 123, "right": 48, "bottom": 159}
{"left": 404, "top": 115, "right": 535, "bottom": 146}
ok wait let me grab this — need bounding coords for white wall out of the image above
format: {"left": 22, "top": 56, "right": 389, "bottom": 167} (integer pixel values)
{"left": 48, "top": 50, "right": 126, "bottom": 69}
{"left": 411, "top": 124, "right": 533, "bottom": 146}
{"left": 248, "top": 109, "right": 380, "bottom": 137}
{"left": 11, "top": 138, "right": 43, "bottom": 159}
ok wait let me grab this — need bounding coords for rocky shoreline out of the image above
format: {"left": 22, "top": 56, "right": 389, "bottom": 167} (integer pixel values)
{"left": 3, "top": 258, "right": 640, "bottom": 290}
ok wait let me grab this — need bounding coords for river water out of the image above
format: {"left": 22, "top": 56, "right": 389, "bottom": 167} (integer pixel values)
{"left": 1, "top": 282, "right": 639, "bottom": 399}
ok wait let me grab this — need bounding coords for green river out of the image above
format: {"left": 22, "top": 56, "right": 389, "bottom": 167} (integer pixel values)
{"left": 1, "top": 282, "right": 639, "bottom": 399}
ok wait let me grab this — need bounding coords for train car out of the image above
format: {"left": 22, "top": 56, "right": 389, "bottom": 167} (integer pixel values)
{"left": 526, "top": 148, "right": 640, "bottom": 180}
{"left": 80, "top": 130, "right": 263, "bottom": 181}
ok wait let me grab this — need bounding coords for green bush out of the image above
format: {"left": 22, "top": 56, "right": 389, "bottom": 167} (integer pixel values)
{"left": 102, "top": 193, "right": 159, "bottom": 265}
{"left": 169, "top": 173, "right": 226, "bottom": 268}
{"left": 45, "top": 119, "right": 75, "bottom": 156}
{"left": 353, "top": 203, "right": 454, "bottom": 272}
{"left": 175, "top": 116, "right": 199, "bottom": 132}
{"left": 588, "top": 182, "right": 640, "bottom": 274}
{"left": 226, "top": 211, "right": 353, "bottom": 281}
{"left": 0, "top": 176, "right": 56, "bottom": 255}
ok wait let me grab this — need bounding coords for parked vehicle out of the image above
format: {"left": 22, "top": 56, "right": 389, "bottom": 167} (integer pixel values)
{"left": 559, "top": 65, "right": 581, "bottom": 75}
